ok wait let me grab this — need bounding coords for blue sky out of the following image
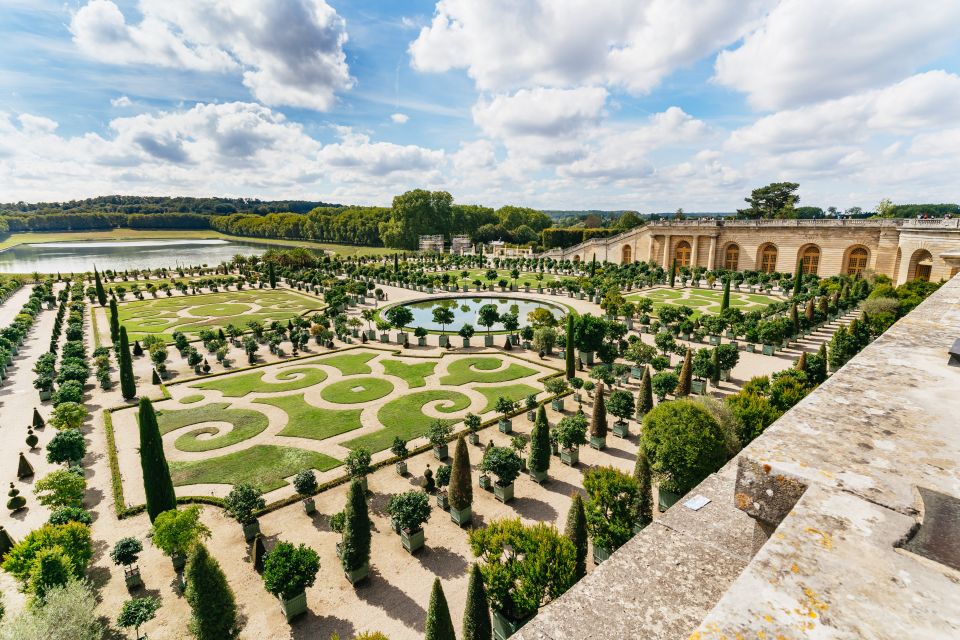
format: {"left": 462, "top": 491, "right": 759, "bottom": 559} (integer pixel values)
{"left": 1, "top": 0, "right": 958, "bottom": 211}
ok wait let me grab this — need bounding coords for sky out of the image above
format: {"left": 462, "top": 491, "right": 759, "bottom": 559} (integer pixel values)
{"left": 1, "top": 0, "right": 959, "bottom": 212}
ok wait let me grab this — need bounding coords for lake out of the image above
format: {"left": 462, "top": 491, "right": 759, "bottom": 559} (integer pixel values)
{"left": 0, "top": 239, "right": 272, "bottom": 274}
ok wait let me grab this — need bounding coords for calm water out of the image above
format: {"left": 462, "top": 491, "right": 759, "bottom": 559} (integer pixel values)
{"left": 0, "top": 239, "right": 270, "bottom": 274}
{"left": 400, "top": 296, "right": 567, "bottom": 331}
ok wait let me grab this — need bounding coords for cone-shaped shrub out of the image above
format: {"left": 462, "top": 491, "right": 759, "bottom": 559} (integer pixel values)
{"left": 564, "top": 314, "right": 575, "bottom": 379}
{"left": 119, "top": 327, "right": 136, "bottom": 400}
{"left": 138, "top": 398, "right": 176, "bottom": 522}
{"left": 720, "top": 277, "right": 730, "bottom": 312}
{"left": 793, "top": 264, "right": 803, "bottom": 298}
{"left": 425, "top": 577, "right": 456, "bottom": 640}
{"left": 341, "top": 480, "right": 371, "bottom": 574}
{"left": 790, "top": 304, "right": 799, "bottom": 336}
{"left": 184, "top": 543, "right": 238, "bottom": 640}
{"left": 33, "top": 407, "right": 45, "bottom": 428}
{"left": 636, "top": 366, "right": 653, "bottom": 419}
{"left": 674, "top": 348, "right": 692, "bottom": 397}
{"left": 795, "top": 352, "right": 807, "bottom": 373}
{"left": 590, "top": 384, "right": 607, "bottom": 438}
{"left": 109, "top": 298, "right": 120, "bottom": 345}
{"left": 634, "top": 450, "right": 653, "bottom": 529}
{"left": 17, "top": 452, "right": 34, "bottom": 479}
{"left": 448, "top": 437, "right": 473, "bottom": 512}
{"left": 529, "top": 405, "right": 551, "bottom": 475}
{"left": 463, "top": 563, "right": 491, "bottom": 640}
{"left": 565, "top": 494, "right": 588, "bottom": 580}
{"left": 670, "top": 258, "right": 677, "bottom": 287}
{"left": 94, "top": 268, "right": 107, "bottom": 306}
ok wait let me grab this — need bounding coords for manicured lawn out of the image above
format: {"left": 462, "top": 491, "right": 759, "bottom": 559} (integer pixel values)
{"left": 436, "top": 269, "right": 562, "bottom": 289}
{"left": 316, "top": 351, "right": 377, "bottom": 375}
{"left": 255, "top": 394, "right": 362, "bottom": 440}
{"left": 344, "top": 389, "right": 472, "bottom": 452}
{"left": 179, "top": 394, "right": 204, "bottom": 404}
{"left": 320, "top": 377, "right": 394, "bottom": 404}
{"left": 625, "top": 287, "right": 780, "bottom": 317}
{"left": 381, "top": 359, "right": 436, "bottom": 388}
{"left": 155, "top": 402, "right": 269, "bottom": 452}
{"left": 476, "top": 384, "right": 541, "bottom": 413}
{"left": 439, "top": 356, "right": 538, "bottom": 385}
{"left": 169, "top": 444, "right": 341, "bottom": 492}
{"left": 192, "top": 365, "right": 328, "bottom": 397}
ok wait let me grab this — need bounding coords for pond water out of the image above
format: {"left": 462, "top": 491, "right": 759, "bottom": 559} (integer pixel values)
{"left": 398, "top": 296, "right": 567, "bottom": 332}
{"left": 0, "top": 239, "right": 271, "bottom": 274}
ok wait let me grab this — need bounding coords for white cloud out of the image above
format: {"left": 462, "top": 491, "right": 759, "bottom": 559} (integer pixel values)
{"left": 110, "top": 95, "right": 132, "bottom": 107}
{"left": 70, "top": 0, "right": 353, "bottom": 111}
{"left": 390, "top": 113, "right": 410, "bottom": 124}
{"left": 17, "top": 113, "right": 58, "bottom": 135}
{"left": 472, "top": 87, "right": 607, "bottom": 138}
{"left": 713, "top": 0, "right": 960, "bottom": 110}
{"left": 409, "top": 0, "right": 770, "bottom": 93}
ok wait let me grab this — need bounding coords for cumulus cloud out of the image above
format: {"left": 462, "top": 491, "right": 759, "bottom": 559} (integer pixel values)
{"left": 713, "top": 0, "right": 960, "bottom": 110}
{"left": 70, "top": 0, "right": 353, "bottom": 111}
{"left": 110, "top": 95, "right": 132, "bottom": 107}
{"left": 409, "top": 0, "right": 770, "bottom": 93}
{"left": 390, "top": 113, "right": 410, "bottom": 124}
{"left": 472, "top": 87, "right": 607, "bottom": 138}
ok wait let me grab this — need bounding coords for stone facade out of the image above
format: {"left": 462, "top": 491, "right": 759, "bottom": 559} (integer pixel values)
{"left": 544, "top": 218, "right": 960, "bottom": 285}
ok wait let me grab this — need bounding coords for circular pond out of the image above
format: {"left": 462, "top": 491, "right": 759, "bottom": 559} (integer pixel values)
{"left": 393, "top": 296, "right": 567, "bottom": 332}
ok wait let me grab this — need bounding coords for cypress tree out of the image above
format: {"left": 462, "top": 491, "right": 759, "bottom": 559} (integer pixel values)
{"left": 138, "top": 398, "right": 176, "bottom": 521}
{"left": 184, "top": 543, "right": 238, "bottom": 640}
{"left": 589, "top": 255, "right": 596, "bottom": 278}
{"left": 462, "top": 564, "right": 492, "bottom": 640}
{"left": 341, "top": 480, "right": 371, "bottom": 575}
{"left": 119, "top": 326, "right": 136, "bottom": 400}
{"left": 565, "top": 494, "right": 588, "bottom": 580}
{"left": 790, "top": 303, "right": 800, "bottom": 336}
{"left": 394, "top": 253, "right": 399, "bottom": 273}
{"left": 818, "top": 295, "right": 829, "bottom": 317}
{"left": 634, "top": 449, "right": 653, "bottom": 530}
{"left": 636, "top": 366, "right": 653, "bottom": 419}
{"left": 669, "top": 257, "right": 677, "bottom": 287}
{"left": 793, "top": 262, "right": 804, "bottom": 298}
{"left": 94, "top": 267, "right": 106, "bottom": 306}
{"left": 448, "top": 436, "right": 473, "bottom": 512}
{"left": 675, "top": 348, "right": 692, "bottom": 396}
{"left": 710, "top": 348, "right": 720, "bottom": 386}
{"left": 109, "top": 298, "right": 120, "bottom": 345}
{"left": 805, "top": 298, "right": 815, "bottom": 322}
{"left": 720, "top": 277, "right": 730, "bottom": 312}
{"left": 529, "top": 405, "right": 551, "bottom": 476}
{"left": 590, "top": 383, "right": 607, "bottom": 439}
{"left": 268, "top": 262, "right": 276, "bottom": 289}
{"left": 565, "top": 314, "right": 576, "bottom": 379}
{"left": 795, "top": 351, "right": 808, "bottom": 373}
{"left": 425, "top": 577, "right": 456, "bottom": 640}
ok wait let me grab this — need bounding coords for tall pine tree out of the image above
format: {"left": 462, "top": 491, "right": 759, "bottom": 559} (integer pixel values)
{"left": 793, "top": 262, "right": 804, "bottom": 299}
{"left": 565, "top": 314, "right": 576, "bottom": 379}
{"left": 720, "top": 277, "right": 730, "bottom": 312}
{"left": 636, "top": 366, "right": 653, "bottom": 420}
{"left": 565, "top": 494, "right": 588, "bottom": 580}
{"left": 268, "top": 262, "right": 276, "bottom": 289}
{"left": 184, "top": 543, "right": 238, "bottom": 639}
{"left": 425, "top": 577, "right": 456, "bottom": 640}
{"left": 119, "top": 326, "right": 136, "bottom": 400}
{"left": 341, "top": 480, "right": 371, "bottom": 576}
{"left": 138, "top": 397, "right": 176, "bottom": 521}
{"left": 462, "top": 564, "right": 492, "bottom": 640}
{"left": 634, "top": 449, "right": 653, "bottom": 530}
{"left": 109, "top": 298, "right": 120, "bottom": 345}
{"left": 94, "top": 267, "right": 106, "bottom": 307}
{"left": 529, "top": 405, "right": 551, "bottom": 477}
{"left": 669, "top": 257, "right": 677, "bottom": 287}
{"left": 448, "top": 436, "right": 473, "bottom": 514}
{"left": 590, "top": 383, "right": 607, "bottom": 440}
{"left": 675, "top": 348, "right": 692, "bottom": 396}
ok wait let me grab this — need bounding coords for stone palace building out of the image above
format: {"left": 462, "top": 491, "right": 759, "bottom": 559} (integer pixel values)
{"left": 544, "top": 218, "right": 960, "bottom": 284}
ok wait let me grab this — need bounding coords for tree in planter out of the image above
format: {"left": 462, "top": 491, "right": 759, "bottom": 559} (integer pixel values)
{"left": 651, "top": 371, "right": 679, "bottom": 402}
{"left": 494, "top": 397, "right": 518, "bottom": 429}
{"left": 386, "top": 490, "right": 431, "bottom": 546}
{"left": 184, "top": 543, "right": 238, "bottom": 639}
{"left": 293, "top": 470, "right": 318, "bottom": 513}
{"left": 432, "top": 306, "right": 455, "bottom": 337}
{"left": 564, "top": 494, "right": 588, "bottom": 580}
{"left": 263, "top": 541, "right": 320, "bottom": 613}
{"left": 459, "top": 323, "right": 476, "bottom": 344}
{"left": 338, "top": 480, "right": 372, "bottom": 584}
{"left": 607, "top": 390, "right": 635, "bottom": 432}
{"left": 117, "top": 596, "right": 160, "bottom": 639}
{"left": 151, "top": 506, "right": 210, "bottom": 569}
{"left": 427, "top": 420, "right": 453, "bottom": 458}
{"left": 555, "top": 412, "right": 588, "bottom": 451}
{"left": 674, "top": 348, "right": 692, "bottom": 396}
{"left": 425, "top": 577, "right": 456, "bottom": 640}
{"left": 118, "top": 326, "right": 136, "bottom": 399}
{"left": 564, "top": 314, "right": 576, "bottom": 378}
{"left": 583, "top": 466, "right": 641, "bottom": 560}
{"left": 469, "top": 519, "right": 576, "bottom": 629}
{"left": 480, "top": 447, "right": 522, "bottom": 489}
{"left": 110, "top": 536, "right": 143, "bottom": 588}
{"left": 46, "top": 429, "right": 85, "bottom": 466}
{"left": 715, "top": 343, "right": 740, "bottom": 376}
{"left": 641, "top": 399, "right": 729, "bottom": 503}
{"left": 385, "top": 305, "right": 414, "bottom": 336}
{"left": 345, "top": 447, "right": 373, "bottom": 487}
{"left": 528, "top": 406, "right": 551, "bottom": 481}
{"left": 463, "top": 563, "right": 492, "bottom": 640}
{"left": 589, "top": 383, "right": 608, "bottom": 447}
{"left": 138, "top": 397, "right": 176, "bottom": 521}
{"left": 109, "top": 298, "right": 120, "bottom": 345}
{"left": 634, "top": 449, "right": 654, "bottom": 530}
{"left": 720, "top": 277, "right": 730, "bottom": 312}
{"left": 223, "top": 483, "right": 266, "bottom": 537}
{"left": 449, "top": 436, "right": 473, "bottom": 524}
{"left": 476, "top": 304, "right": 500, "bottom": 339}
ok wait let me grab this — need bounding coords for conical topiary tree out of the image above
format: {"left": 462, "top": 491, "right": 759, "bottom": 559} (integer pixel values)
{"left": 528, "top": 405, "right": 551, "bottom": 481}
{"left": 565, "top": 314, "right": 576, "bottom": 379}
{"left": 674, "top": 348, "right": 692, "bottom": 396}
{"left": 119, "top": 326, "right": 136, "bottom": 400}
{"left": 138, "top": 398, "right": 176, "bottom": 521}
{"left": 670, "top": 257, "right": 677, "bottom": 287}
{"left": 184, "top": 543, "right": 238, "bottom": 640}
{"left": 448, "top": 436, "right": 473, "bottom": 519}
{"left": 33, "top": 407, "right": 44, "bottom": 429}
{"left": 109, "top": 298, "right": 120, "bottom": 345}
{"left": 341, "top": 479, "right": 371, "bottom": 579}
{"left": 425, "top": 577, "right": 456, "bottom": 640}
{"left": 790, "top": 303, "right": 800, "bottom": 336}
{"left": 565, "top": 493, "right": 588, "bottom": 580}
{"left": 17, "top": 452, "right": 34, "bottom": 479}
{"left": 636, "top": 366, "right": 653, "bottom": 420}
{"left": 0, "top": 524, "right": 15, "bottom": 559}
{"left": 720, "top": 277, "right": 730, "bottom": 312}
{"left": 795, "top": 351, "right": 808, "bottom": 373}
{"left": 634, "top": 449, "right": 653, "bottom": 530}
{"left": 590, "top": 383, "right": 607, "bottom": 442}
{"left": 94, "top": 267, "right": 106, "bottom": 306}
{"left": 462, "top": 563, "right": 491, "bottom": 640}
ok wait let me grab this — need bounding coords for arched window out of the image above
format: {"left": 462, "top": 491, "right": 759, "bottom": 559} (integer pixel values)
{"left": 800, "top": 246, "right": 820, "bottom": 275}
{"left": 909, "top": 249, "right": 933, "bottom": 282}
{"left": 622, "top": 245, "right": 632, "bottom": 264}
{"left": 723, "top": 244, "right": 740, "bottom": 270}
{"left": 674, "top": 241, "right": 691, "bottom": 267}
{"left": 846, "top": 247, "right": 868, "bottom": 276}
{"left": 573, "top": 255, "right": 581, "bottom": 263}
{"left": 759, "top": 244, "right": 778, "bottom": 273}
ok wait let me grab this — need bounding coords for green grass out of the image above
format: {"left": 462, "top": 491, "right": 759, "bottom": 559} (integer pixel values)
{"left": 381, "top": 359, "right": 436, "bottom": 388}
{"left": 254, "top": 394, "right": 362, "bottom": 440}
{"left": 439, "top": 356, "right": 537, "bottom": 385}
{"left": 476, "top": 384, "right": 541, "bottom": 413}
{"left": 343, "top": 390, "right": 472, "bottom": 452}
{"left": 179, "top": 394, "right": 204, "bottom": 404}
{"left": 435, "top": 269, "right": 562, "bottom": 289}
{"left": 320, "top": 377, "right": 394, "bottom": 404}
{"left": 155, "top": 402, "right": 269, "bottom": 452}
{"left": 316, "top": 351, "right": 377, "bottom": 375}
{"left": 192, "top": 365, "right": 328, "bottom": 397}
{"left": 169, "top": 445, "right": 341, "bottom": 492}
{"left": 625, "top": 287, "right": 780, "bottom": 317}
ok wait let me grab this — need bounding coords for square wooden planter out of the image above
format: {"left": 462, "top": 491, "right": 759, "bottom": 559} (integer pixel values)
{"left": 498, "top": 419, "right": 512, "bottom": 433}
{"left": 589, "top": 435, "right": 607, "bottom": 451}
{"left": 492, "top": 610, "right": 532, "bottom": 640}
{"left": 551, "top": 398, "right": 564, "bottom": 412}
{"left": 592, "top": 544, "right": 611, "bottom": 565}
{"left": 302, "top": 497, "right": 316, "bottom": 515}
{"left": 493, "top": 482, "right": 515, "bottom": 503}
{"left": 279, "top": 591, "right": 308, "bottom": 621}
{"left": 242, "top": 520, "right": 261, "bottom": 542}
{"left": 433, "top": 444, "right": 448, "bottom": 460}
{"left": 436, "top": 492, "right": 449, "bottom": 510}
{"left": 560, "top": 447, "right": 579, "bottom": 466}
{"left": 468, "top": 432, "right": 480, "bottom": 445}
{"left": 529, "top": 469, "right": 548, "bottom": 484}
{"left": 450, "top": 505, "right": 472, "bottom": 527}
{"left": 401, "top": 528, "right": 425, "bottom": 554}
{"left": 395, "top": 460, "right": 407, "bottom": 476}
{"left": 344, "top": 562, "right": 369, "bottom": 586}
{"left": 611, "top": 422, "right": 629, "bottom": 438}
